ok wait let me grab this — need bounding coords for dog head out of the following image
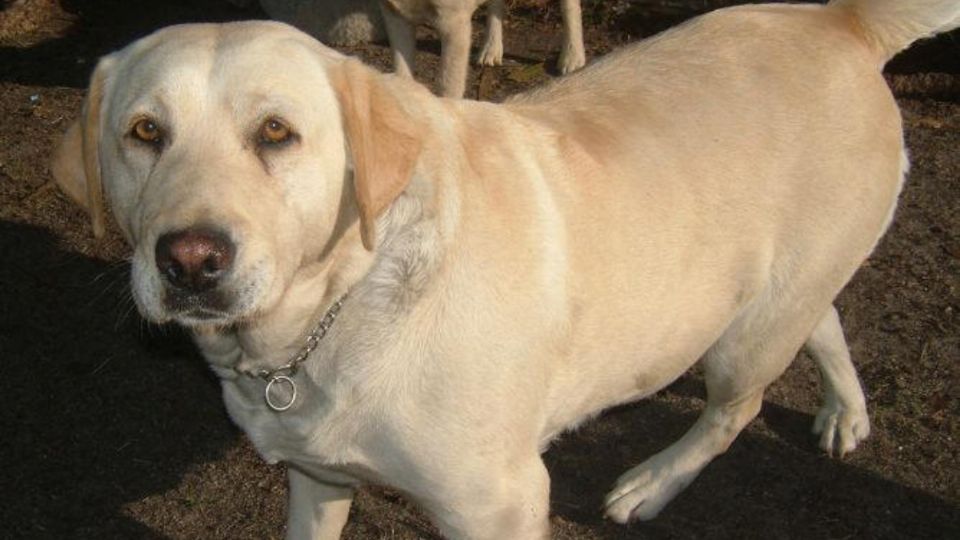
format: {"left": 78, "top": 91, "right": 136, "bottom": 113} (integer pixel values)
{"left": 51, "top": 21, "right": 428, "bottom": 328}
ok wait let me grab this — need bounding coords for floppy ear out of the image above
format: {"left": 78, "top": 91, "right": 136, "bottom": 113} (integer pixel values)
{"left": 50, "top": 59, "right": 111, "bottom": 238}
{"left": 330, "top": 59, "right": 425, "bottom": 251}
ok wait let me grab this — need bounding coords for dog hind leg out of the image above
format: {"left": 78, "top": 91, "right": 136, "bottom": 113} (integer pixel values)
{"left": 805, "top": 305, "right": 870, "bottom": 456}
{"left": 477, "top": 0, "right": 505, "bottom": 66}
{"left": 605, "top": 291, "right": 828, "bottom": 522}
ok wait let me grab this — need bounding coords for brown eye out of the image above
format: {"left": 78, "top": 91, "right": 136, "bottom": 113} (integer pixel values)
{"left": 131, "top": 118, "right": 162, "bottom": 144}
{"left": 260, "top": 118, "right": 292, "bottom": 145}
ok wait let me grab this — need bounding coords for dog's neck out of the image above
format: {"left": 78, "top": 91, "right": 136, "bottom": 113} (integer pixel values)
{"left": 191, "top": 187, "right": 448, "bottom": 381}
{"left": 192, "top": 238, "right": 375, "bottom": 379}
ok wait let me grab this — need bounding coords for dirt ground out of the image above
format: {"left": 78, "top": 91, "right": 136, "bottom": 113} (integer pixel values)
{"left": 1, "top": 1, "right": 957, "bottom": 538}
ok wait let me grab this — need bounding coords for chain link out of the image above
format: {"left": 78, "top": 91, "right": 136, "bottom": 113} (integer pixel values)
{"left": 244, "top": 293, "right": 347, "bottom": 381}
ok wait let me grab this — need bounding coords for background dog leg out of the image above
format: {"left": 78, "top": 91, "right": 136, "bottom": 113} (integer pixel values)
{"left": 557, "top": 0, "right": 585, "bottom": 73}
{"left": 436, "top": 11, "right": 473, "bottom": 97}
{"left": 381, "top": 3, "right": 417, "bottom": 78}
{"left": 805, "top": 305, "right": 870, "bottom": 456}
{"left": 477, "top": 0, "right": 505, "bottom": 66}
{"left": 286, "top": 468, "right": 353, "bottom": 540}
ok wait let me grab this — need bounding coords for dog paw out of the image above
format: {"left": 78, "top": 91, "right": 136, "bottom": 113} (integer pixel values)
{"left": 477, "top": 40, "right": 503, "bottom": 66}
{"left": 812, "top": 402, "right": 870, "bottom": 457}
{"left": 557, "top": 44, "right": 585, "bottom": 74}
{"left": 604, "top": 459, "right": 694, "bottom": 523}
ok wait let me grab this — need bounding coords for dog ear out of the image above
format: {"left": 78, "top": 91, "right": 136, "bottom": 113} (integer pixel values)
{"left": 330, "top": 59, "right": 425, "bottom": 251}
{"left": 50, "top": 58, "right": 112, "bottom": 238}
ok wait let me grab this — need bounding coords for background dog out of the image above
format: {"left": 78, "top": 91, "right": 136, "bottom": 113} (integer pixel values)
{"left": 381, "top": 0, "right": 586, "bottom": 97}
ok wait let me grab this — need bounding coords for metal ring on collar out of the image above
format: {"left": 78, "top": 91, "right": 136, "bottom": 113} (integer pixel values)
{"left": 264, "top": 374, "right": 297, "bottom": 412}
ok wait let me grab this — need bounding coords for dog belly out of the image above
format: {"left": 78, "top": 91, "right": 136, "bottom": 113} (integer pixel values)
{"left": 539, "top": 262, "right": 754, "bottom": 442}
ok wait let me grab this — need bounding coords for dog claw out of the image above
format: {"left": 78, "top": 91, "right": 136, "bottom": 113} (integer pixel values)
{"left": 603, "top": 458, "right": 696, "bottom": 524}
{"left": 812, "top": 403, "right": 870, "bottom": 457}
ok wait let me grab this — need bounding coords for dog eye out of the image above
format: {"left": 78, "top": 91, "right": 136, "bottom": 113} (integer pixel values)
{"left": 131, "top": 117, "right": 163, "bottom": 145}
{"left": 259, "top": 118, "right": 293, "bottom": 145}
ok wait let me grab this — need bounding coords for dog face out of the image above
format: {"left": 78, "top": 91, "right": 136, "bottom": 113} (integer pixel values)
{"left": 52, "top": 21, "right": 425, "bottom": 328}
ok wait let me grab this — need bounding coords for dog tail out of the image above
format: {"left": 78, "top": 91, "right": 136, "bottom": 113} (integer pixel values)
{"left": 830, "top": 0, "right": 960, "bottom": 64}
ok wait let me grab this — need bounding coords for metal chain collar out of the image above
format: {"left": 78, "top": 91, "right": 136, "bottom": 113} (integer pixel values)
{"left": 239, "top": 293, "right": 347, "bottom": 412}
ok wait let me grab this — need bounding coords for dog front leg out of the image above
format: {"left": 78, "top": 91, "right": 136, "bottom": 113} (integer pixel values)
{"left": 557, "top": 0, "right": 585, "bottom": 73}
{"left": 436, "top": 10, "right": 473, "bottom": 97}
{"left": 423, "top": 456, "right": 551, "bottom": 540}
{"left": 286, "top": 467, "right": 354, "bottom": 540}
{"left": 477, "top": 0, "right": 505, "bottom": 66}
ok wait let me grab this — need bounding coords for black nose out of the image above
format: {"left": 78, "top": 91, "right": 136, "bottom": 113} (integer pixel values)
{"left": 155, "top": 227, "right": 235, "bottom": 293}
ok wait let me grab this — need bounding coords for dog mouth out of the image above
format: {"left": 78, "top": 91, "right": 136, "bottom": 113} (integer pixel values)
{"left": 130, "top": 232, "right": 272, "bottom": 328}
{"left": 181, "top": 307, "right": 230, "bottom": 321}
{"left": 162, "top": 290, "right": 236, "bottom": 326}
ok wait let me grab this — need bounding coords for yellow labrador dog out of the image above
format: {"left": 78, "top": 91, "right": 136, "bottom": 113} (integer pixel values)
{"left": 51, "top": 0, "right": 959, "bottom": 537}
{"left": 381, "top": 0, "right": 585, "bottom": 97}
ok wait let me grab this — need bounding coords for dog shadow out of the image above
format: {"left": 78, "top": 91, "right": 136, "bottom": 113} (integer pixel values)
{"left": 0, "top": 0, "right": 266, "bottom": 88}
{"left": 0, "top": 221, "right": 242, "bottom": 538}
{"left": 545, "top": 375, "right": 960, "bottom": 539}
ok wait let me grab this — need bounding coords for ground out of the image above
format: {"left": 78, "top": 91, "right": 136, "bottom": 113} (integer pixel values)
{"left": 0, "top": 1, "right": 957, "bottom": 538}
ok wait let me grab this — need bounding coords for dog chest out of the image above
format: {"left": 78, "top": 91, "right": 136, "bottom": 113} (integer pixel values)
{"left": 219, "top": 377, "right": 366, "bottom": 468}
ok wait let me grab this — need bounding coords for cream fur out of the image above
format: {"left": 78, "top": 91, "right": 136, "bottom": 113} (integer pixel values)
{"left": 50, "top": 1, "right": 956, "bottom": 537}
{"left": 381, "top": 0, "right": 586, "bottom": 97}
